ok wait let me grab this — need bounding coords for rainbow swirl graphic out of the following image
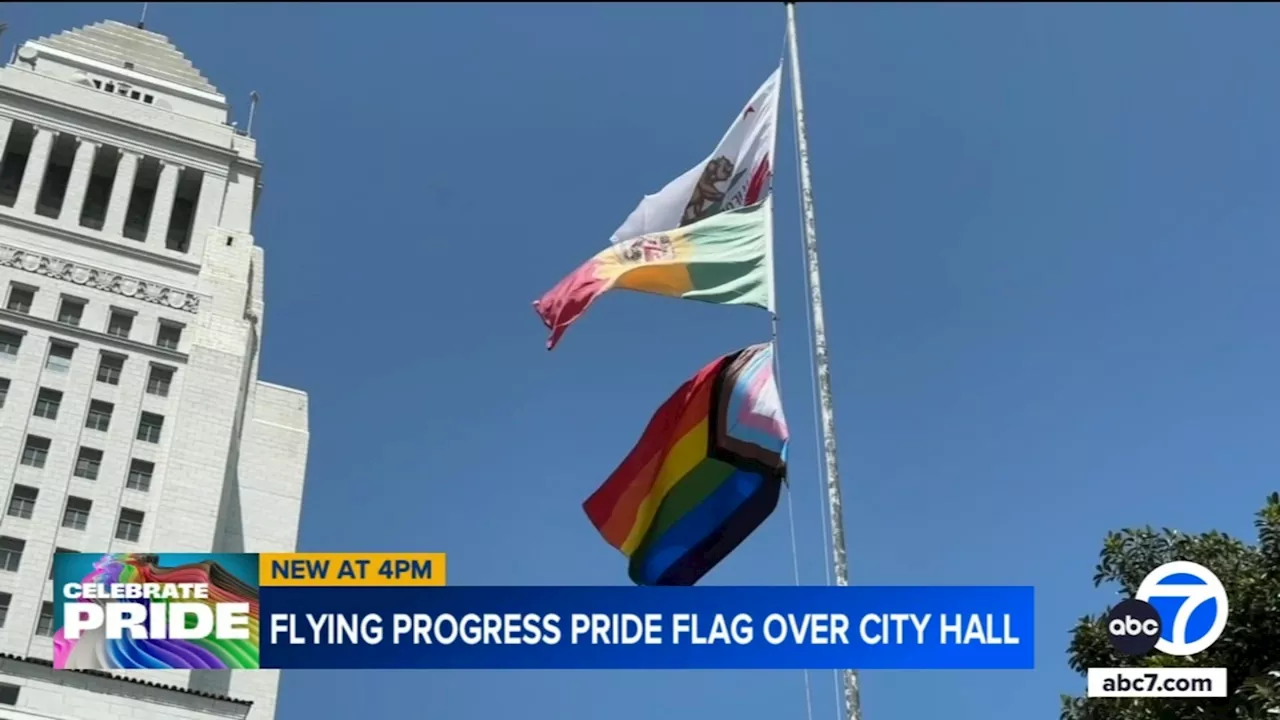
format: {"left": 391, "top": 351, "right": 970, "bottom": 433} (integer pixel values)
{"left": 53, "top": 553, "right": 260, "bottom": 670}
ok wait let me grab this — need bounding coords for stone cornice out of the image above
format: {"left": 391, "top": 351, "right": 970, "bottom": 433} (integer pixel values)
{"left": 0, "top": 242, "right": 202, "bottom": 314}
{"left": 0, "top": 82, "right": 261, "bottom": 173}
{"left": 0, "top": 210, "right": 202, "bottom": 274}
{"left": 0, "top": 652, "right": 252, "bottom": 709}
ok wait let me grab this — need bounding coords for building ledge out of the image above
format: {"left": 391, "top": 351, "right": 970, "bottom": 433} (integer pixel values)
{"left": 0, "top": 76, "right": 261, "bottom": 169}
{"left": 0, "top": 309, "right": 190, "bottom": 364}
{"left": 0, "top": 652, "right": 252, "bottom": 707}
{"left": 0, "top": 209, "right": 203, "bottom": 276}
{"left": 255, "top": 380, "right": 306, "bottom": 397}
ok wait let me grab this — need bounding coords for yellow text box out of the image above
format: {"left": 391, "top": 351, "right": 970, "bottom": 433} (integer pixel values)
{"left": 259, "top": 553, "right": 446, "bottom": 587}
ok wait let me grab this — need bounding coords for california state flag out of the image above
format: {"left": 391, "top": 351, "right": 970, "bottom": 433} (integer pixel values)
{"left": 610, "top": 67, "right": 782, "bottom": 244}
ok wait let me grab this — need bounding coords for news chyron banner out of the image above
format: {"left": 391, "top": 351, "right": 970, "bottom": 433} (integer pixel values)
{"left": 52, "top": 552, "right": 1036, "bottom": 671}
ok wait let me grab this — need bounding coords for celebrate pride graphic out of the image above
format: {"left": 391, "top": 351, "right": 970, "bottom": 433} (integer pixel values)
{"left": 52, "top": 552, "right": 1035, "bottom": 671}
{"left": 53, "top": 553, "right": 261, "bottom": 670}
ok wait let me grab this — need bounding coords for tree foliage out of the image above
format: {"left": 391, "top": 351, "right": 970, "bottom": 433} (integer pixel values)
{"left": 1061, "top": 493, "right": 1280, "bottom": 720}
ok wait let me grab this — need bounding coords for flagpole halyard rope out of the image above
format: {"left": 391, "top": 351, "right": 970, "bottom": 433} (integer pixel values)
{"left": 777, "top": 9, "right": 841, "bottom": 720}
{"left": 770, "top": 310, "right": 815, "bottom": 720}
{"left": 786, "top": 56, "right": 841, "bottom": 720}
{"left": 766, "top": 30, "right": 816, "bottom": 720}
{"left": 788, "top": 56, "right": 842, "bottom": 720}
{"left": 785, "top": 3, "right": 862, "bottom": 720}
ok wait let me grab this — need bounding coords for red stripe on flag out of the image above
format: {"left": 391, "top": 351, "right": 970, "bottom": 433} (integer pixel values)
{"left": 744, "top": 157, "right": 771, "bottom": 206}
{"left": 583, "top": 359, "right": 723, "bottom": 550}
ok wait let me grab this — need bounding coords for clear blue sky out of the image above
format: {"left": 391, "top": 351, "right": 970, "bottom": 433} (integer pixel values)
{"left": 8, "top": 3, "right": 1280, "bottom": 718}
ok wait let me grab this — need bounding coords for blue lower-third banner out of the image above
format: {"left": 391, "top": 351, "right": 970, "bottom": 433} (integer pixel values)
{"left": 258, "top": 586, "right": 1034, "bottom": 669}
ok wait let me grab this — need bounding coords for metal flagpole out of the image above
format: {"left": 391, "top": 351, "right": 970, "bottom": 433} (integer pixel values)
{"left": 784, "top": 4, "right": 861, "bottom": 720}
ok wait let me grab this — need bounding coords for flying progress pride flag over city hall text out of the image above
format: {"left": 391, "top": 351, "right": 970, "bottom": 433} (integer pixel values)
{"left": 583, "top": 343, "right": 788, "bottom": 586}
{"left": 533, "top": 199, "right": 773, "bottom": 350}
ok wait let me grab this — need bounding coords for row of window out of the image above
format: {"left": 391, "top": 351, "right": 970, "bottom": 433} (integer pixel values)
{"left": 0, "top": 120, "right": 204, "bottom": 252}
{"left": 23, "top": 385, "right": 168, "bottom": 435}
{"left": 89, "top": 77, "right": 156, "bottom": 105}
{"left": 0, "top": 537, "right": 137, "bottom": 577}
{"left": 0, "top": 595, "right": 60, "bottom": 636}
{"left": 9, "top": 437, "right": 152, "bottom": 487}
{"left": 0, "top": 551, "right": 92, "bottom": 636}
{"left": 20, "top": 405, "right": 165, "bottom": 472}
{"left": 0, "top": 339, "right": 174, "bottom": 394}
{"left": 0, "top": 596, "right": 56, "bottom": 636}
{"left": 7, "top": 486, "right": 147, "bottom": 535}
{"left": 5, "top": 283, "right": 184, "bottom": 350}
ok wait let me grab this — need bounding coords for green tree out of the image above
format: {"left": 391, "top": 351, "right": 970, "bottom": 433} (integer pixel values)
{"left": 1061, "top": 493, "right": 1280, "bottom": 720}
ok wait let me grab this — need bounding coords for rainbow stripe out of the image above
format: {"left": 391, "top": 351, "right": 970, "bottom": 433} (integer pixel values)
{"left": 53, "top": 554, "right": 260, "bottom": 670}
{"left": 533, "top": 198, "right": 772, "bottom": 350}
{"left": 584, "top": 343, "right": 788, "bottom": 585}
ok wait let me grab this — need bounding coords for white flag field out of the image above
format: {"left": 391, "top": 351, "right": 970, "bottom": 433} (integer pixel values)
{"left": 610, "top": 67, "right": 782, "bottom": 244}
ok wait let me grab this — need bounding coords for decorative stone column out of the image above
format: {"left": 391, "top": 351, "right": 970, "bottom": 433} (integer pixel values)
{"left": 59, "top": 138, "right": 99, "bottom": 226}
{"left": 13, "top": 127, "right": 54, "bottom": 214}
{"left": 146, "top": 161, "right": 180, "bottom": 249}
{"left": 103, "top": 150, "right": 140, "bottom": 238}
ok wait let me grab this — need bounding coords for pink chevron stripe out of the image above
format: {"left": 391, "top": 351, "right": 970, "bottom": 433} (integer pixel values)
{"left": 736, "top": 357, "right": 787, "bottom": 439}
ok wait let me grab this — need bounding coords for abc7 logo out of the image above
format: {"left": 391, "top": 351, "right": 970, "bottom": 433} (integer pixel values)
{"left": 1106, "top": 561, "right": 1229, "bottom": 657}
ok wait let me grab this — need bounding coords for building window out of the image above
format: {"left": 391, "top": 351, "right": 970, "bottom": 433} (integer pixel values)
{"left": 85, "top": 400, "right": 113, "bottom": 431}
{"left": 127, "top": 459, "right": 154, "bottom": 492}
{"left": 0, "top": 537, "right": 25, "bottom": 572}
{"left": 156, "top": 322, "right": 182, "bottom": 350}
{"left": 50, "top": 547, "right": 73, "bottom": 580}
{"left": 0, "top": 122, "right": 35, "bottom": 207}
{"left": 80, "top": 145, "right": 118, "bottom": 231}
{"left": 45, "top": 342, "right": 73, "bottom": 373}
{"left": 62, "top": 497, "right": 91, "bottom": 531}
{"left": 20, "top": 435, "right": 50, "bottom": 468}
{"left": 0, "top": 595, "right": 10, "bottom": 630}
{"left": 107, "top": 310, "right": 133, "bottom": 338}
{"left": 33, "top": 388, "right": 61, "bottom": 420}
{"left": 167, "top": 168, "right": 203, "bottom": 253}
{"left": 36, "top": 602, "right": 54, "bottom": 637}
{"left": 74, "top": 447, "right": 103, "bottom": 480}
{"left": 147, "top": 366, "right": 173, "bottom": 397}
{"left": 5, "top": 285, "right": 33, "bottom": 314}
{"left": 137, "top": 412, "right": 164, "bottom": 443}
{"left": 124, "top": 158, "right": 161, "bottom": 242}
{"left": 0, "top": 123, "right": 35, "bottom": 207}
{"left": 97, "top": 354, "right": 123, "bottom": 385}
{"left": 5, "top": 485, "right": 37, "bottom": 520}
{"left": 0, "top": 377, "right": 9, "bottom": 407}
{"left": 0, "top": 330, "right": 21, "bottom": 357}
{"left": 36, "top": 133, "right": 76, "bottom": 218}
{"left": 116, "top": 508, "right": 144, "bottom": 542}
{"left": 57, "top": 297, "right": 85, "bottom": 326}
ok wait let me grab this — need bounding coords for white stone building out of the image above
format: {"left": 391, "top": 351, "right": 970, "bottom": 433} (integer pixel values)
{"left": 0, "top": 18, "right": 310, "bottom": 720}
